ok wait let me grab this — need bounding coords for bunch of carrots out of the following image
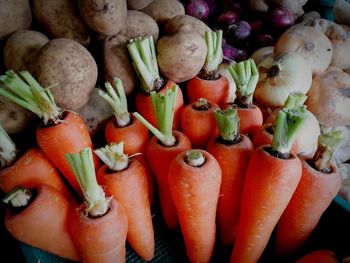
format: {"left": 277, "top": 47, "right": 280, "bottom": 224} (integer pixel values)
{"left": 0, "top": 30, "right": 344, "bottom": 263}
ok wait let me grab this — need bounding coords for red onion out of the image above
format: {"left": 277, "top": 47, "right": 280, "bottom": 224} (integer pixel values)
{"left": 226, "top": 21, "right": 251, "bottom": 43}
{"left": 270, "top": 7, "right": 296, "bottom": 28}
{"left": 217, "top": 11, "right": 240, "bottom": 26}
{"left": 185, "top": 0, "right": 209, "bottom": 21}
{"left": 256, "top": 33, "right": 275, "bottom": 47}
{"left": 222, "top": 43, "right": 248, "bottom": 62}
{"left": 223, "top": 0, "right": 243, "bottom": 13}
{"left": 249, "top": 19, "right": 263, "bottom": 34}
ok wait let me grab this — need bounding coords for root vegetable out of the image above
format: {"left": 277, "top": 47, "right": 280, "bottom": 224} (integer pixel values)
{"left": 165, "top": 15, "right": 211, "bottom": 38}
{"left": 127, "top": 0, "right": 153, "bottom": 10}
{"left": 141, "top": 0, "right": 185, "bottom": 25}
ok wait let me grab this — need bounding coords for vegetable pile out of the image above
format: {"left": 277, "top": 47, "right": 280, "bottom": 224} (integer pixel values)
{"left": 0, "top": 0, "right": 350, "bottom": 262}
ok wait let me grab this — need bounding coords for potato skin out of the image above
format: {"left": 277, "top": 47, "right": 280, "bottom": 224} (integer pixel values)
{"left": 127, "top": 0, "right": 153, "bottom": 10}
{"left": 165, "top": 15, "right": 211, "bottom": 38}
{"left": 141, "top": 0, "right": 185, "bottom": 24}
{"left": 157, "top": 31, "right": 207, "bottom": 83}
{"left": 4, "top": 30, "right": 49, "bottom": 72}
{"left": 0, "top": 0, "right": 31, "bottom": 40}
{"left": 32, "top": 0, "right": 90, "bottom": 46}
{"left": 32, "top": 38, "right": 98, "bottom": 111}
{"left": 78, "top": 0, "right": 127, "bottom": 36}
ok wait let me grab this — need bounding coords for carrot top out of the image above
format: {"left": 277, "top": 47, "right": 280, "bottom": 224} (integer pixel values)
{"left": 127, "top": 36, "right": 162, "bottom": 94}
{"left": 228, "top": 58, "right": 258, "bottom": 108}
{"left": 0, "top": 70, "right": 61, "bottom": 125}
{"left": 98, "top": 78, "right": 131, "bottom": 127}
{"left": 133, "top": 85, "right": 178, "bottom": 147}
{"left": 283, "top": 91, "right": 307, "bottom": 110}
{"left": 272, "top": 106, "right": 307, "bottom": 156}
{"left": 2, "top": 186, "right": 32, "bottom": 207}
{"left": 0, "top": 125, "right": 17, "bottom": 168}
{"left": 312, "top": 130, "right": 342, "bottom": 173}
{"left": 202, "top": 30, "right": 223, "bottom": 79}
{"left": 185, "top": 150, "right": 206, "bottom": 167}
{"left": 214, "top": 107, "right": 240, "bottom": 143}
{"left": 65, "top": 148, "right": 109, "bottom": 217}
{"left": 94, "top": 142, "right": 130, "bottom": 172}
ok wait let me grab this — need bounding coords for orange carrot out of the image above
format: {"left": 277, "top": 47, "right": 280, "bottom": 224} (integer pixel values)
{"left": 206, "top": 108, "right": 254, "bottom": 246}
{"left": 275, "top": 131, "right": 342, "bottom": 257}
{"left": 95, "top": 142, "right": 154, "bottom": 261}
{"left": 295, "top": 250, "right": 339, "bottom": 263}
{"left": 169, "top": 149, "right": 221, "bottom": 263}
{"left": 230, "top": 106, "right": 307, "bottom": 263}
{"left": 66, "top": 148, "right": 128, "bottom": 263}
{"left": 3, "top": 185, "right": 80, "bottom": 261}
{"left": 181, "top": 98, "right": 219, "bottom": 149}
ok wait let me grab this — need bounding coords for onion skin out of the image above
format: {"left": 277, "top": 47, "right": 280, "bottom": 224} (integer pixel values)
{"left": 270, "top": 7, "right": 295, "bottom": 28}
{"left": 185, "top": 0, "right": 209, "bottom": 21}
{"left": 250, "top": 46, "right": 274, "bottom": 68}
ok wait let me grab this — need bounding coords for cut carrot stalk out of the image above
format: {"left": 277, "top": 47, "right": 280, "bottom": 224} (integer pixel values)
{"left": 95, "top": 142, "right": 154, "bottom": 261}
{"left": 230, "top": 105, "right": 307, "bottom": 263}
{"left": 295, "top": 250, "right": 339, "bottom": 263}
{"left": 3, "top": 185, "right": 80, "bottom": 261}
{"left": 0, "top": 70, "right": 99, "bottom": 197}
{"left": 169, "top": 149, "right": 221, "bottom": 263}
{"left": 0, "top": 125, "right": 17, "bottom": 168}
{"left": 275, "top": 130, "right": 343, "bottom": 256}
{"left": 127, "top": 36, "right": 184, "bottom": 130}
{"left": 181, "top": 98, "right": 220, "bottom": 149}
{"left": 187, "top": 30, "right": 231, "bottom": 107}
{"left": 66, "top": 148, "right": 128, "bottom": 263}
{"left": 207, "top": 107, "right": 254, "bottom": 246}
{"left": 134, "top": 85, "right": 192, "bottom": 229}
{"left": 226, "top": 58, "right": 263, "bottom": 137}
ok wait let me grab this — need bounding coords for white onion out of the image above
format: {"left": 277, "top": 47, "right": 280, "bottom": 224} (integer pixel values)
{"left": 250, "top": 46, "right": 274, "bottom": 66}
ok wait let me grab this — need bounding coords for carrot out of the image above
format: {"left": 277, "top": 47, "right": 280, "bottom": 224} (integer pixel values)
{"left": 127, "top": 36, "right": 184, "bottom": 130}
{"left": 275, "top": 130, "right": 343, "bottom": 257}
{"left": 0, "top": 70, "right": 99, "bottom": 197}
{"left": 206, "top": 107, "right": 254, "bottom": 246}
{"left": 95, "top": 142, "right": 154, "bottom": 261}
{"left": 168, "top": 149, "right": 221, "bottom": 263}
{"left": 66, "top": 147, "right": 128, "bottom": 263}
{"left": 3, "top": 185, "right": 80, "bottom": 261}
{"left": 98, "top": 78, "right": 154, "bottom": 204}
{"left": 230, "top": 105, "right": 307, "bottom": 263}
{"left": 226, "top": 58, "right": 263, "bottom": 138}
{"left": 295, "top": 250, "right": 339, "bottom": 263}
{"left": 181, "top": 98, "right": 220, "bottom": 149}
{"left": 186, "top": 30, "right": 231, "bottom": 107}
{"left": 134, "top": 85, "right": 192, "bottom": 229}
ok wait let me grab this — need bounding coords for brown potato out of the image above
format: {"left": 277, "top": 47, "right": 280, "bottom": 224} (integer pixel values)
{"left": 4, "top": 30, "right": 49, "bottom": 72}
{"left": 0, "top": 0, "right": 31, "bottom": 40}
{"left": 78, "top": 0, "right": 127, "bottom": 36}
{"left": 165, "top": 15, "right": 211, "bottom": 38}
{"left": 32, "top": 0, "right": 90, "bottom": 46}
{"left": 141, "top": 0, "right": 185, "bottom": 25}
{"left": 127, "top": 0, "right": 153, "bottom": 10}
{"left": 157, "top": 31, "right": 207, "bottom": 83}
{"left": 32, "top": 38, "right": 98, "bottom": 111}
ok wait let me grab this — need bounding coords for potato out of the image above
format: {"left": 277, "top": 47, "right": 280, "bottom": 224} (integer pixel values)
{"left": 141, "top": 0, "right": 185, "bottom": 25}
{"left": 3, "top": 30, "right": 49, "bottom": 72}
{"left": 32, "top": 38, "right": 98, "bottom": 111}
{"left": 127, "top": 0, "right": 153, "bottom": 10}
{"left": 0, "top": 0, "right": 31, "bottom": 40}
{"left": 157, "top": 31, "right": 207, "bottom": 83}
{"left": 32, "top": 0, "right": 90, "bottom": 46}
{"left": 164, "top": 15, "right": 211, "bottom": 38}
{"left": 0, "top": 96, "right": 34, "bottom": 134}
{"left": 78, "top": 0, "right": 127, "bottom": 36}
{"left": 104, "top": 10, "right": 159, "bottom": 96}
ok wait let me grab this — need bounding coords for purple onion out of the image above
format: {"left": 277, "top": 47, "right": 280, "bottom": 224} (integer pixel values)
{"left": 204, "top": 0, "right": 218, "bottom": 17}
{"left": 226, "top": 21, "right": 251, "bottom": 43}
{"left": 270, "top": 7, "right": 295, "bottom": 28}
{"left": 185, "top": 0, "right": 210, "bottom": 21}
{"left": 222, "top": 43, "right": 248, "bottom": 62}
{"left": 217, "top": 11, "right": 240, "bottom": 26}
{"left": 256, "top": 34, "right": 275, "bottom": 47}
{"left": 223, "top": 0, "right": 243, "bottom": 13}
{"left": 249, "top": 19, "right": 263, "bottom": 34}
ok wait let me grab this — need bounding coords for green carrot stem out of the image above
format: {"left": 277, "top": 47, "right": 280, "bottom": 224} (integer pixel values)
{"left": 271, "top": 107, "right": 307, "bottom": 155}
{"left": 214, "top": 107, "right": 240, "bottom": 142}
{"left": 133, "top": 85, "right": 178, "bottom": 147}
{"left": 228, "top": 58, "right": 259, "bottom": 107}
{"left": 98, "top": 78, "right": 130, "bottom": 127}
{"left": 203, "top": 30, "right": 223, "bottom": 74}
{"left": 313, "top": 130, "right": 343, "bottom": 172}
{"left": 185, "top": 150, "right": 205, "bottom": 167}
{"left": 94, "top": 142, "right": 129, "bottom": 172}
{"left": 65, "top": 148, "right": 109, "bottom": 217}
{"left": 0, "top": 70, "right": 61, "bottom": 125}
{"left": 0, "top": 125, "right": 17, "bottom": 167}
{"left": 283, "top": 91, "right": 307, "bottom": 109}
{"left": 127, "top": 36, "right": 161, "bottom": 93}
{"left": 193, "top": 98, "right": 210, "bottom": 110}
{"left": 2, "top": 187, "right": 32, "bottom": 207}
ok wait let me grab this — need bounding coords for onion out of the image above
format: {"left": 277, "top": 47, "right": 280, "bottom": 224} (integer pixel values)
{"left": 254, "top": 52, "right": 313, "bottom": 108}
{"left": 256, "top": 33, "right": 275, "bottom": 47}
{"left": 274, "top": 25, "right": 333, "bottom": 74}
{"left": 218, "top": 61, "right": 237, "bottom": 103}
{"left": 223, "top": 0, "right": 243, "bottom": 13}
{"left": 222, "top": 43, "right": 247, "bottom": 62}
{"left": 185, "top": 0, "right": 209, "bottom": 21}
{"left": 250, "top": 46, "right": 274, "bottom": 66}
{"left": 249, "top": 19, "right": 263, "bottom": 35}
{"left": 226, "top": 21, "right": 251, "bottom": 43}
{"left": 270, "top": 7, "right": 295, "bottom": 28}
{"left": 306, "top": 67, "right": 350, "bottom": 126}
{"left": 217, "top": 11, "right": 240, "bottom": 26}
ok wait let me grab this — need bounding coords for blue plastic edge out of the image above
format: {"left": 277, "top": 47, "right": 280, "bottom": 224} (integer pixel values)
{"left": 333, "top": 195, "right": 350, "bottom": 213}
